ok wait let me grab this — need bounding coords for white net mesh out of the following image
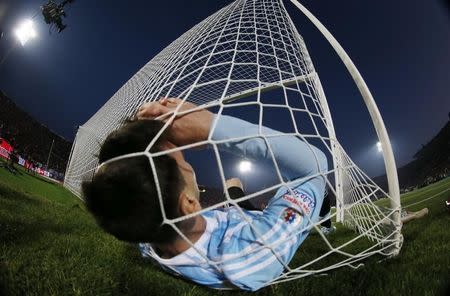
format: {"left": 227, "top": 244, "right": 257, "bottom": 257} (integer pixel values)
{"left": 64, "top": 0, "right": 402, "bottom": 288}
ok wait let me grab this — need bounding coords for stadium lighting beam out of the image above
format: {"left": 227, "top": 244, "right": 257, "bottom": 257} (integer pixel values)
{"left": 238, "top": 160, "right": 252, "bottom": 173}
{"left": 14, "top": 19, "right": 37, "bottom": 46}
{"left": 376, "top": 141, "right": 383, "bottom": 152}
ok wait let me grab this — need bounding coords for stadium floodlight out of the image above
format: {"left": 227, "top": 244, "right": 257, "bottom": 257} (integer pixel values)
{"left": 377, "top": 141, "right": 383, "bottom": 152}
{"left": 238, "top": 160, "right": 252, "bottom": 173}
{"left": 14, "top": 19, "right": 37, "bottom": 46}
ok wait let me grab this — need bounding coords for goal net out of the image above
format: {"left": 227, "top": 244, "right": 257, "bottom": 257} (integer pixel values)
{"left": 64, "top": 0, "right": 403, "bottom": 286}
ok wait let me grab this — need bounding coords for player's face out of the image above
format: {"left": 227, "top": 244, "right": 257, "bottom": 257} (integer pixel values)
{"left": 162, "top": 141, "right": 200, "bottom": 201}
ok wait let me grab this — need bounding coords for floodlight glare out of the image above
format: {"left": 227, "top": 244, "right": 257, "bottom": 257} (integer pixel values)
{"left": 376, "top": 141, "right": 383, "bottom": 152}
{"left": 238, "top": 160, "right": 252, "bottom": 173}
{"left": 14, "top": 19, "right": 37, "bottom": 46}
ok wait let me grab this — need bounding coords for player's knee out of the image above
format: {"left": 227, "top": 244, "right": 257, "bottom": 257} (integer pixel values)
{"left": 315, "top": 149, "right": 328, "bottom": 175}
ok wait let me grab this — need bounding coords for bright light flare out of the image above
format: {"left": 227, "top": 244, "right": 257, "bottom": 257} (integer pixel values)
{"left": 14, "top": 19, "right": 37, "bottom": 46}
{"left": 238, "top": 160, "right": 252, "bottom": 173}
{"left": 376, "top": 141, "right": 383, "bottom": 152}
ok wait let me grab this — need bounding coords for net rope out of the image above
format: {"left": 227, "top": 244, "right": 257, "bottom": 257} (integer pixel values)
{"left": 64, "top": 0, "right": 403, "bottom": 286}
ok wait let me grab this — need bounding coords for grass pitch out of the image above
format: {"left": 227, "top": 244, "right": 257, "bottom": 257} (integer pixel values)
{"left": 0, "top": 164, "right": 449, "bottom": 295}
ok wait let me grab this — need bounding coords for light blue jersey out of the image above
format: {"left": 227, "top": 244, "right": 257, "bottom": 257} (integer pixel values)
{"left": 139, "top": 115, "right": 328, "bottom": 291}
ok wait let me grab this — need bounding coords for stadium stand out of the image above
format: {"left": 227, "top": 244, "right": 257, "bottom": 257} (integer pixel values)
{"left": 374, "top": 116, "right": 450, "bottom": 191}
{"left": 0, "top": 90, "right": 72, "bottom": 180}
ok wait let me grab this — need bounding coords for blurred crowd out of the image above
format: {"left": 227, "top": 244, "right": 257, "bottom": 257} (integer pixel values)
{"left": 0, "top": 91, "right": 72, "bottom": 180}
{"left": 401, "top": 169, "right": 450, "bottom": 193}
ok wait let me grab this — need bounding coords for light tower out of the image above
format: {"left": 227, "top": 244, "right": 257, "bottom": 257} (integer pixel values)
{"left": 14, "top": 19, "right": 37, "bottom": 46}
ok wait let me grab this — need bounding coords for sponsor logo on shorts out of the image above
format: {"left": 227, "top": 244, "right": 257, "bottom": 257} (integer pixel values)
{"left": 282, "top": 190, "right": 315, "bottom": 215}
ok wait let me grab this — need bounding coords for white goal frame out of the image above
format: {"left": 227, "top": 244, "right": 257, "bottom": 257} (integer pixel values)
{"left": 287, "top": 1, "right": 401, "bottom": 253}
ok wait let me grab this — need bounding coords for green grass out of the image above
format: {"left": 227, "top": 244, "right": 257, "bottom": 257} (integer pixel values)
{"left": 1, "top": 164, "right": 449, "bottom": 295}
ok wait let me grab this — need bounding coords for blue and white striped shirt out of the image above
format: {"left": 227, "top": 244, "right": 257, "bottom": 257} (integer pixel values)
{"left": 140, "top": 115, "right": 328, "bottom": 291}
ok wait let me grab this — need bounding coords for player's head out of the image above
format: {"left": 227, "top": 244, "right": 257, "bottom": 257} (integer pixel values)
{"left": 82, "top": 119, "right": 201, "bottom": 244}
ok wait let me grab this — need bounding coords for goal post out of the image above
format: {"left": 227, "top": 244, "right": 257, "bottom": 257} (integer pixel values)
{"left": 287, "top": 0, "right": 402, "bottom": 254}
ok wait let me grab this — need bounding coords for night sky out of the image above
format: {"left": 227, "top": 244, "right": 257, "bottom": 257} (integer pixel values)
{"left": 0, "top": 0, "right": 449, "bottom": 178}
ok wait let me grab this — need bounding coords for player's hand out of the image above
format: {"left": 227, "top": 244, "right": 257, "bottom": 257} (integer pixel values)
{"left": 225, "top": 178, "right": 243, "bottom": 190}
{"left": 136, "top": 98, "right": 213, "bottom": 146}
{"left": 136, "top": 100, "right": 172, "bottom": 120}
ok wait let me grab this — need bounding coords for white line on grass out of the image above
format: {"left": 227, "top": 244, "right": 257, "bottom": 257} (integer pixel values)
{"left": 403, "top": 187, "right": 450, "bottom": 209}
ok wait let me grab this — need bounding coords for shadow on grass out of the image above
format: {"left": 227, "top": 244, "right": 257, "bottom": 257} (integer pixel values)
{"left": 0, "top": 263, "right": 7, "bottom": 296}
{"left": 0, "top": 182, "right": 41, "bottom": 205}
{"left": 0, "top": 217, "right": 76, "bottom": 246}
{"left": 0, "top": 181, "right": 80, "bottom": 247}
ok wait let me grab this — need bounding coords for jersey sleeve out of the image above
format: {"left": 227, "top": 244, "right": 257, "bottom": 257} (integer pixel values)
{"left": 219, "top": 184, "right": 323, "bottom": 291}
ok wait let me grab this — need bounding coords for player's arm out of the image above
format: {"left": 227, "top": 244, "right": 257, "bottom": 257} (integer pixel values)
{"left": 136, "top": 99, "right": 327, "bottom": 199}
{"left": 211, "top": 114, "right": 328, "bottom": 199}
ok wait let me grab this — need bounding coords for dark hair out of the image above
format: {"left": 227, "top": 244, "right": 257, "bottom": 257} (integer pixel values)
{"left": 82, "top": 119, "right": 185, "bottom": 244}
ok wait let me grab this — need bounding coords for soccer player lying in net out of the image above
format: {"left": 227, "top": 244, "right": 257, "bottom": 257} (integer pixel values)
{"left": 83, "top": 98, "right": 328, "bottom": 291}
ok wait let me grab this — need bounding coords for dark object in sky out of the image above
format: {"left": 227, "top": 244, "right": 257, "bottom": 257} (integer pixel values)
{"left": 41, "top": 0, "right": 76, "bottom": 33}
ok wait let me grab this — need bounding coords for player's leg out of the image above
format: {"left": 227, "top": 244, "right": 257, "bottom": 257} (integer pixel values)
{"left": 401, "top": 208, "right": 429, "bottom": 224}
{"left": 318, "top": 191, "right": 336, "bottom": 235}
{"left": 319, "top": 193, "right": 331, "bottom": 227}
{"left": 225, "top": 178, "right": 260, "bottom": 211}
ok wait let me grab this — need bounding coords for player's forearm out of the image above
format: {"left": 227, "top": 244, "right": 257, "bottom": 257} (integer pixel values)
{"left": 211, "top": 115, "right": 327, "bottom": 181}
